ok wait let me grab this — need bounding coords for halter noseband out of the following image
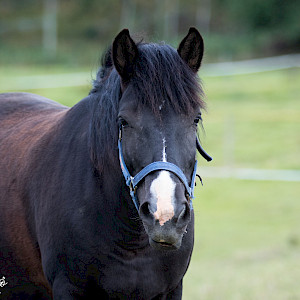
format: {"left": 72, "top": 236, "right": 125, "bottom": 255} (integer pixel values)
{"left": 118, "top": 127, "right": 212, "bottom": 212}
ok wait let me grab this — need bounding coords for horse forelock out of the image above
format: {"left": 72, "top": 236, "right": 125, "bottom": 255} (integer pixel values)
{"left": 132, "top": 43, "right": 205, "bottom": 115}
{"left": 91, "top": 43, "right": 205, "bottom": 113}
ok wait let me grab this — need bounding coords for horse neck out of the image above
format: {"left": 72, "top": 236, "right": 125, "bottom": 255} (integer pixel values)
{"left": 85, "top": 94, "right": 148, "bottom": 247}
{"left": 100, "top": 165, "right": 146, "bottom": 236}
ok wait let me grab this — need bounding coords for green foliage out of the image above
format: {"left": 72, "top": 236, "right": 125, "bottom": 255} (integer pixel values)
{"left": 210, "top": 0, "right": 300, "bottom": 56}
{"left": 0, "top": 0, "right": 299, "bottom": 66}
{"left": 213, "top": 0, "right": 300, "bottom": 32}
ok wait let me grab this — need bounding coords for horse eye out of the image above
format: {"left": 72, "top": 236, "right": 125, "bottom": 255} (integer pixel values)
{"left": 119, "top": 118, "right": 129, "bottom": 128}
{"left": 194, "top": 114, "right": 202, "bottom": 125}
{"left": 194, "top": 118, "right": 200, "bottom": 124}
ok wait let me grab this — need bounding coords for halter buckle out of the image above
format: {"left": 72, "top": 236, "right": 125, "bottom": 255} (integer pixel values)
{"left": 129, "top": 177, "right": 137, "bottom": 194}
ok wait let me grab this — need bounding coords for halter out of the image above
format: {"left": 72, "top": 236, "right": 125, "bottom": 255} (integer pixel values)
{"left": 118, "top": 127, "right": 212, "bottom": 212}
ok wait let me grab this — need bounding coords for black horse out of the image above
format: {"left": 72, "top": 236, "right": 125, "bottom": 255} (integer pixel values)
{"left": 0, "top": 28, "right": 210, "bottom": 299}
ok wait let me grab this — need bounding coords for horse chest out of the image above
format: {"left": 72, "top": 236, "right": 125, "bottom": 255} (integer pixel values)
{"left": 99, "top": 248, "right": 190, "bottom": 298}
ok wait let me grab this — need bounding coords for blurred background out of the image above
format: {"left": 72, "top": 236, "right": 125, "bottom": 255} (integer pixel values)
{"left": 1, "top": 0, "right": 299, "bottom": 299}
{"left": 1, "top": 0, "right": 300, "bottom": 64}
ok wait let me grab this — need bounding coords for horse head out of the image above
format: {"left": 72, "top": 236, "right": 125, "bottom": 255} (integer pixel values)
{"left": 112, "top": 28, "right": 208, "bottom": 250}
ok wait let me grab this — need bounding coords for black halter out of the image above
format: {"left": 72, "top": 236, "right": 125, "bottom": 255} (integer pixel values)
{"left": 118, "top": 127, "right": 212, "bottom": 212}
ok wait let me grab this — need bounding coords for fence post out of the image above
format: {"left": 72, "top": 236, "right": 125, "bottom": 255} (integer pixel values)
{"left": 43, "top": 0, "right": 57, "bottom": 58}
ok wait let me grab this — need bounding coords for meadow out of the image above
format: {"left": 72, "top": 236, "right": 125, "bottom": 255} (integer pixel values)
{"left": 1, "top": 66, "right": 299, "bottom": 299}
{"left": 185, "top": 179, "right": 300, "bottom": 299}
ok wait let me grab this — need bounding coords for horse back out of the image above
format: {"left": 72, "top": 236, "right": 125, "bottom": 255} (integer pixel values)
{"left": 0, "top": 92, "right": 65, "bottom": 115}
{"left": 0, "top": 92, "right": 67, "bottom": 298}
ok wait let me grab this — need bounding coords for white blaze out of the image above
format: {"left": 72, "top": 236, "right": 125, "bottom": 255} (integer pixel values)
{"left": 150, "top": 137, "right": 176, "bottom": 226}
{"left": 162, "top": 138, "right": 167, "bottom": 162}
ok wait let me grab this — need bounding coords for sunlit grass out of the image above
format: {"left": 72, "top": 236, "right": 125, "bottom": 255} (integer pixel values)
{"left": 183, "top": 179, "right": 300, "bottom": 299}
{"left": 201, "top": 68, "right": 300, "bottom": 170}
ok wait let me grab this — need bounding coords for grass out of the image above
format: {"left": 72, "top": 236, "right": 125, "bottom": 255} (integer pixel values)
{"left": 1, "top": 66, "right": 299, "bottom": 298}
{"left": 184, "top": 179, "right": 300, "bottom": 299}
{"left": 201, "top": 68, "right": 300, "bottom": 170}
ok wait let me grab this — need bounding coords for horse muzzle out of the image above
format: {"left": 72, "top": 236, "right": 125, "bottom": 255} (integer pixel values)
{"left": 139, "top": 176, "right": 191, "bottom": 250}
{"left": 141, "top": 206, "right": 190, "bottom": 250}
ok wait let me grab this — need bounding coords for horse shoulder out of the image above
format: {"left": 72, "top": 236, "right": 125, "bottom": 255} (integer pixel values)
{"left": 0, "top": 92, "right": 69, "bottom": 297}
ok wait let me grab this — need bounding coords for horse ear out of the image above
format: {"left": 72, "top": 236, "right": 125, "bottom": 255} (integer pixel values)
{"left": 112, "top": 29, "right": 138, "bottom": 83}
{"left": 177, "top": 27, "right": 204, "bottom": 73}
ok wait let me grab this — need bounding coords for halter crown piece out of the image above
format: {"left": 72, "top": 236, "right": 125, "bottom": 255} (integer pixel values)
{"left": 118, "top": 127, "right": 212, "bottom": 212}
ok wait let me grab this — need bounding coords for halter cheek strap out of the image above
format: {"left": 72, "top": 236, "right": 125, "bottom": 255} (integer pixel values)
{"left": 118, "top": 128, "right": 209, "bottom": 212}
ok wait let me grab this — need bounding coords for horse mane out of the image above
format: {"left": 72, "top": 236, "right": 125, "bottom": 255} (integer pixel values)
{"left": 88, "top": 42, "right": 205, "bottom": 174}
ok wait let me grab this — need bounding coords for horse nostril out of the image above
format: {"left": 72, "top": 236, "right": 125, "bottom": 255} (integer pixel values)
{"left": 140, "top": 202, "right": 155, "bottom": 224}
{"left": 140, "top": 202, "right": 150, "bottom": 217}
{"left": 177, "top": 202, "right": 190, "bottom": 227}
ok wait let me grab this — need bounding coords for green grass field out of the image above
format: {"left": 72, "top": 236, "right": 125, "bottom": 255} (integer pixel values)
{"left": 184, "top": 179, "right": 300, "bottom": 299}
{"left": 1, "top": 67, "right": 299, "bottom": 299}
{"left": 202, "top": 68, "right": 300, "bottom": 170}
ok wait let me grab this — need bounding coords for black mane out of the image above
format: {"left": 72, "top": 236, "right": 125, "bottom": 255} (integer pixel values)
{"left": 89, "top": 42, "right": 205, "bottom": 173}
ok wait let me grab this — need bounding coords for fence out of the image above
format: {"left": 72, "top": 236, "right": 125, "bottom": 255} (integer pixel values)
{"left": 2, "top": 54, "right": 300, "bottom": 91}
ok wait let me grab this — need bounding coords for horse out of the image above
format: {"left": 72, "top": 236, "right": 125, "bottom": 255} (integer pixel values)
{"left": 0, "top": 28, "right": 211, "bottom": 299}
